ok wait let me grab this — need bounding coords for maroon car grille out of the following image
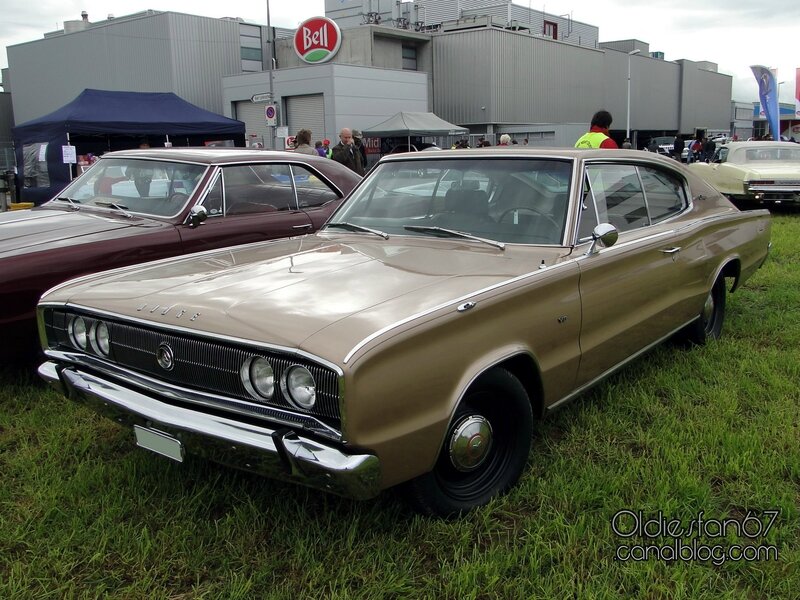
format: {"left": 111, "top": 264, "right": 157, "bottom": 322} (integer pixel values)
{"left": 43, "top": 309, "right": 341, "bottom": 426}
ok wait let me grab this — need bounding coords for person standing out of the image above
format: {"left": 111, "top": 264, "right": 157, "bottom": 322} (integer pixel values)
{"left": 499, "top": 134, "right": 511, "bottom": 146}
{"left": 672, "top": 135, "right": 685, "bottom": 161}
{"left": 331, "top": 128, "right": 365, "bottom": 175}
{"left": 322, "top": 139, "right": 332, "bottom": 158}
{"left": 352, "top": 130, "right": 368, "bottom": 170}
{"left": 575, "top": 110, "right": 619, "bottom": 149}
{"left": 704, "top": 137, "right": 716, "bottom": 162}
{"left": 622, "top": 138, "right": 632, "bottom": 149}
{"left": 292, "top": 129, "right": 316, "bottom": 155}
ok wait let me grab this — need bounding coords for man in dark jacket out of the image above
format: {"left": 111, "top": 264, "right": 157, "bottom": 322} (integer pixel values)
{"left": 331, "top": 128, "right": 365, "bottom": 175}
{"left": 704, "top": 138, "right": 716, "bottom": 162}
{"left": 672, "top": 135, "right": 685, "bottom": 161}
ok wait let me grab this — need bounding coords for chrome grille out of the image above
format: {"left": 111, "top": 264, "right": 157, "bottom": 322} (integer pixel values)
{"left": 44, "top": 308, "right": 341, "bottom": 425}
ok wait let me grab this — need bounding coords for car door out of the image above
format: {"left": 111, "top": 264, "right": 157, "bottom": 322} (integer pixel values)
{"left": 177, "top": 163, "right": 314, "bottom": 252}
{"left": 574, "top": 161, "right": 700, "bottom": 385}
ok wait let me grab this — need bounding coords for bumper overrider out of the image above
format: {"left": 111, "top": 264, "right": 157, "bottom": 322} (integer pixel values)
{"left": 38, "top": 361, "right": 381, "bottom": 500}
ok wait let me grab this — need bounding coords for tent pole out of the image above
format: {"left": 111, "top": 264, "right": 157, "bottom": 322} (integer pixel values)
{"left": 66, "top": 132, "right": 74, "bottom": 181}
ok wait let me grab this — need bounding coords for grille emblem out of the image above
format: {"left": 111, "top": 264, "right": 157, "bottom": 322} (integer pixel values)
{"left": 156, "top": 343, "right": 175, "bottom": 371}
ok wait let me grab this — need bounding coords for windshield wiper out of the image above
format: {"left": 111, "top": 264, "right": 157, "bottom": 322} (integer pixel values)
{"left": 325, "top": 222, "right": 389, "bottom": 239}
{"left": 404, "top": 225, "right": 505, "bottom": 250}
{"left": 54, "top": 196, "right": 81, "bottom": 209}
{"left": 93, "top": 200, "right": 133, "bottom": 218}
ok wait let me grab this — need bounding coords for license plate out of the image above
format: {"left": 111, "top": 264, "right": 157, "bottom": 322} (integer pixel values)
{"left": 134, "top": 425, "right": 184, "bottom": 463}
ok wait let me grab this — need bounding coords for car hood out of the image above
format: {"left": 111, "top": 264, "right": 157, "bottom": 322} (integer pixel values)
{"left": 43, "top": 233, "right": 570, "bottom": 364}
{"left": 0, "top": 206, "right": 161, "bottom": 258}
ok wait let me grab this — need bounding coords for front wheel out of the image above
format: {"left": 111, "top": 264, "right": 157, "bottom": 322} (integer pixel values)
{"left": 403, "top": 368, "right": 533, "bottom": 517}
{"left": 681, "top": 276, "right": 726, "bottom": 345}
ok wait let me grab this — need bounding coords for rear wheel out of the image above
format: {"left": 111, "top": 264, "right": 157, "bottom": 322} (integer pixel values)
{"left": 682, "top": 276, "right": 726, "bottom": 345}
{"left": 404, "top": 368, "right": 533, "bottom": 517}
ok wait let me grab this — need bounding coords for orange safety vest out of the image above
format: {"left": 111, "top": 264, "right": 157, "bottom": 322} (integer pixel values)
{"left": 575, "top": 131, "right": 611, "bottom": 149}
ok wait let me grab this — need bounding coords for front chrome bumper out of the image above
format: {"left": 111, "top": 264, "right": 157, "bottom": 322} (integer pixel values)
{"left": 39, "top": 361, "right": 381, "bottom": 500}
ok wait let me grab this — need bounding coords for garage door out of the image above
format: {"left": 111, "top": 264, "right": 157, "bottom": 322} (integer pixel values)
{"left": 286, "top": 94, "right": 325, "bottom": 145}
{"left": 235, "top": 100, "right": 271, "bottom": 148}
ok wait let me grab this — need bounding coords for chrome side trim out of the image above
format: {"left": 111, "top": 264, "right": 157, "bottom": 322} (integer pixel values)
{"left": 342, "top": 258, "right": 576, "bottom": 364}
{"left": 545, "top": 317, "right": 697, "bottom": 412}
{"left": 38, "top": 361, "right": 380, "bottom": 500}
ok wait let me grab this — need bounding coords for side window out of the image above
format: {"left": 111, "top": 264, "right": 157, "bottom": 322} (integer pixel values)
{"left": 586, "top": 164, "right": 648, "bottom": 232}
{"left": 201, "top": 173, "right": 223, "bottom": 217}
{"left": 223, "top": 164, "right": 297, "bottom": 215}
{"left": 290, "top": 165, "right": 340, "bottom": 208}
{"left": 639, "top": 167, "right": 686, "bottom": 223}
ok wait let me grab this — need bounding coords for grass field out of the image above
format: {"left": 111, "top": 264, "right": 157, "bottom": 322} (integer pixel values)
{"left": 1, "top": 214, "right": 798, "bottom": 599}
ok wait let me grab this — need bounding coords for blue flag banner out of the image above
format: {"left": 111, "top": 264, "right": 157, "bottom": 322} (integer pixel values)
{"left": 751, "top": 65, "right": 780, "bottom": 139}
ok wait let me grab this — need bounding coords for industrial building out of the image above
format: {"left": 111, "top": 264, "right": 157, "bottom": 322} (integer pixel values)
{"left": 3, "top": 0, "right": 737, "bottom": 155}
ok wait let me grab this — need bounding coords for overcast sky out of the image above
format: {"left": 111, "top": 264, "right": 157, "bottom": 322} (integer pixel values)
{"left": 2, "top": 0, "right": 797, "bottom": 103}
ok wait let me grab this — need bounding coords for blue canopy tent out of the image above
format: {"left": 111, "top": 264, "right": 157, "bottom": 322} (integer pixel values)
{"left": 12, "top": 89, "right": 245, "bottom": 204}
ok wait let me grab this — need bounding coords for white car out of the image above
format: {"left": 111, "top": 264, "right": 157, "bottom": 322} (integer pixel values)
{"left": 688, "top": 141, "right": 800, "bottom": 206}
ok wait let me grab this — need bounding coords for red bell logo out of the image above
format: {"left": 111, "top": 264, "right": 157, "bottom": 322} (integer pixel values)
{"left": 294, "top": 17, "right": 342, "bottom": 64}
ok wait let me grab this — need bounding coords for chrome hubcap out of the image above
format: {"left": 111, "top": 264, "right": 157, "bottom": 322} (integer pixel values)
{"left": 702, "top": 293, "right": 715, "bottom": 327}
{"left": 448, "top": 415, "right": 493, "bottom": 472}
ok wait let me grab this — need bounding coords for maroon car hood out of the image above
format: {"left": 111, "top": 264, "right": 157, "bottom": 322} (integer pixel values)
{"left": 0, "top": 206, "right": 162, "bottom": 258}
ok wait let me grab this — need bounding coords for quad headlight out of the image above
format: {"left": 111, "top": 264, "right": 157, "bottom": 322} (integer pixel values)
{"left": 91, "top": 321, "right": 111, "bottom": 356}
{"left": 241, "top": 356, "right": 275, "bottom": 400}
{"left": 283, "top": 365, "right": 316, "bottom": 410}
{"left": 68, "top": 316, "right": 88, "bottom": 350}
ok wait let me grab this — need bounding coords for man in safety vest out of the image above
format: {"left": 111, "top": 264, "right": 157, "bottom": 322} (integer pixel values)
{"left": 575, "top": 110, "right": 619, "bottom": 149}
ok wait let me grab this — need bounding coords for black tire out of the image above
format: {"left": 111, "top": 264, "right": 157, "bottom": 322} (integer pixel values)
{"left": 403, "top": 367, "right": 533, "bottom": 517}
{"left": 682, "top": 276, "right": 726, "bottom": 345}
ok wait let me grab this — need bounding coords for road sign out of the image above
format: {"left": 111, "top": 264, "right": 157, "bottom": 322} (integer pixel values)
{"left": 251, "top": 93, "right": 272, "bottom": 103}
{"left": 265, "top": 104, "right": 277, "bottom": 126}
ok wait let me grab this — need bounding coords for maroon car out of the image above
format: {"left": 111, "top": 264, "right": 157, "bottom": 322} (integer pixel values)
{"left": 1, "top": 148, "right": 361, "bottom": 358}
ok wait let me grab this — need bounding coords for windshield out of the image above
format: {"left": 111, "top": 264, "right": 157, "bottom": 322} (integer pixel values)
{"left": 733, "top": 145, "right": 800, "bottom": 164}
{"left": 326, "top": 158, "right": 572, "bottom": 245}
{"left": 53, "top": 158, "right": 207, "bottom": 217}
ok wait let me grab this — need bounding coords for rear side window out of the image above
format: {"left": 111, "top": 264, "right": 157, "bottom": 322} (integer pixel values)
{"left": 638, "top": 166, "right": 686, "bottom": 223}
{"left": 291, "top": 165, "right": 340, "bottom": 208}
{"left": 580, "top": 163, "right": 688, "bottom": 238}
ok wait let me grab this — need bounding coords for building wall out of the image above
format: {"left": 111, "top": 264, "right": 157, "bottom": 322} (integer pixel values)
{"left": 276, "top": 25, "right": 432, "bottom": 72}
{"left": 601, "top": 48, "right": 681, "bottom": 132}
{"left": 223, "top": 64, "right": 428, "bottom": 146}
{"left": 433, "top": 28, "right": 607, "bottom": 126}
{"left": 7, "top": 12, "right": 244, "bottom": 124}
{"left": 677, "top": 60, "right": 732, "bottom": 134}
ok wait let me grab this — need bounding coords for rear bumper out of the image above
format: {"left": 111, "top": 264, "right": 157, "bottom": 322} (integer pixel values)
{"left": 38, "top": 361, "right": 381, "bottom": 500}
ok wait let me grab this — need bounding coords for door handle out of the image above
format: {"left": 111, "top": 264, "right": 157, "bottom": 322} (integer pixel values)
{"left": 292, "top": 224, "right": 313, "bottom": 230}
{"left": 661, "top": 247, "right": 681, "bottom": 255}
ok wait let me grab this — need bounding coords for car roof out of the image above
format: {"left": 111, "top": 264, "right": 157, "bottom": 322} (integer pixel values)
{"left": 377, "top": 147, "right": 679, "bottom": 162}
{"left": 100, "top": 147, "right": 332, "bottom": 166}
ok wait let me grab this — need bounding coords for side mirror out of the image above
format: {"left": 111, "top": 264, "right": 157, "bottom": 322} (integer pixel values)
{"left": 188, "top": 204, "right": 208, "bottom": 228}
{"left": 586, "top": 223, "right": 618, "bottom": 255}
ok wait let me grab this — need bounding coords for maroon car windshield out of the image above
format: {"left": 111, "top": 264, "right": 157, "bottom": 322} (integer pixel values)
{"left": 54, "top": 158, "right": 208, "bottom": 217}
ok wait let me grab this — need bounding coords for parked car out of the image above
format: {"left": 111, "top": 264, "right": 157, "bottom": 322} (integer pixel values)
{"left": 388, "top": 143, "right": 442, "bottom": 154}
{"left": 688, "top": 141, "right": 800, "bottom": 206}
{"left": 647, "top": 136, "right": 674, "bottom": 157}
{"left": 1, "top": 148, "right": 361, "bottom": 358}
{"left": 38, "top": 148, "right": 771, "bottom": 516}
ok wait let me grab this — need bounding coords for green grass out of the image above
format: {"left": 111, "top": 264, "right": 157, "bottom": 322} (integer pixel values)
{"left": 1, "top": 215, "right": 799, "bottom": 599}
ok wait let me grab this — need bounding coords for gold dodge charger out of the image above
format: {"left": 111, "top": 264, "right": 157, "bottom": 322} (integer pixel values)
{"left": 37, "top": 148, "right": 771, "bottom": 516}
